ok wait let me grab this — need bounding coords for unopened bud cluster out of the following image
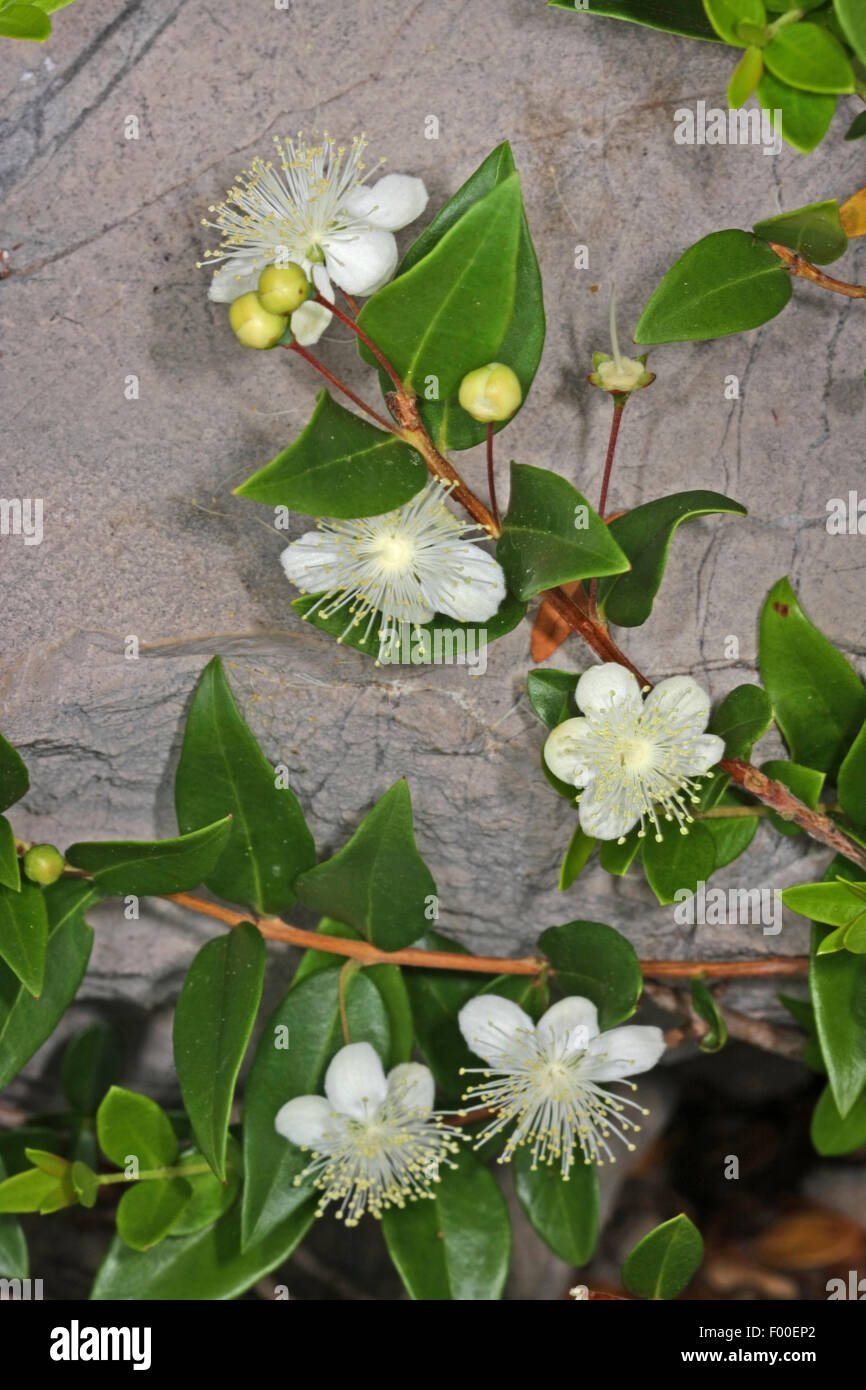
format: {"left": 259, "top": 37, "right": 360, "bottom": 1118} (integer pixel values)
{"left": 228, "top": 264, "right": 310, "bottom": 349}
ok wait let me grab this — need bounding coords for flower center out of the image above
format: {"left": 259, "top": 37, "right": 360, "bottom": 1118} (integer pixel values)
{"left": 374, "top": 534, "right": 415, "bottom": 570}
{"left": 619, "top": 736, "right": 653, "bottom": 771}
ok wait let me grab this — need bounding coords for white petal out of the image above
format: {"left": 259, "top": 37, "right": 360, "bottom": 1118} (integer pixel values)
{"left": 644, "top": 675, "right": 711, "bottom": 732}
{"left": 208, "top": 260, "right": 262, "bottom": 303}
{"left": 458, "top": 994, "right": 534, "bottom": 1065}
{"left": 544, "top": 717, "right": 594, "bottom": 788}
{"left": 691, "top": 733, "right": 725, "bottom": 773}
{"left": 578, "top": 783, "right": 639, "bottom": 841}
{"left": 311, "top": 263, "right": 334, "bottom": 301}
{"left": 581, "top": 1025, "right": 666, "bottom": 1081}
{"left": 280, "top": 535, "right": 342, "bottom": 592}
{"left": 343, "top": 174, "right": 429, "bottom": 231}
{"left": 536, "top": 996, "right": 600, "bottom": 1054}
{"left": 291, "top": 300, "right": 332, "bottom": 346}
{"left": 576, "top": 663, "right": 642, "bottom": 717}
{"left": 430, "top": 546, "right": 506, "bottom": 623}
{"left": 324, "top": 228, "right": 399, "bottom": 296}
{"left": 274, "top": 1094, "right": 332, "bottom": 1149}
{"left": 387, "top": 1062, "right": 435, "bottom": 1115}
{"left": 324, "top": 1042, "right": 387, "bottom": 1119}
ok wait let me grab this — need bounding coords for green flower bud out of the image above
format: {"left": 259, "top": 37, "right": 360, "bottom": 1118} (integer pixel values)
{"left": 458, "top": 363, "right": 522, "bottom": 423}
{"left": 23, "top": 843, "right": 65, "bottom": 886}
{"left": 228, "top": 292, "right": 288, "bottom": 349}
{"left": 257, "top": 263, "right": 310, "bottom": 315}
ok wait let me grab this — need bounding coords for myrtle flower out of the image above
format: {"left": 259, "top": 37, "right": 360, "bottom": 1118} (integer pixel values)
{"left": 458, "top": 994, "right": 665, "bottom": 1174}
{"left": 201, "top": 132, "right": 427, "bottom": 343}
{"left": 543, "top": 663, "right": 725, "bottom": 843}
{"left": 275, "top": 1043, "right": 461, "bottom": 1225}
{"left": 282, "top": 479, "right": 506, "bottom": 662}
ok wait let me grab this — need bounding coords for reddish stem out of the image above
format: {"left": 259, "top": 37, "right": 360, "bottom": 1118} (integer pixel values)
{"left": 285, "top": 342, "right": 398, "bottom": 434}
{"left": 486, "top": 422, "right": 501, "bottom": 530}
{"left": 315, "top": 293, "right": 404, "bottom": 392}
{"left": 589, "top": 401, "right": 625, "bottom": 609}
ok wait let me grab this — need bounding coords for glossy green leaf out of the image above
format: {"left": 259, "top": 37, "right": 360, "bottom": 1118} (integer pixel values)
{"left": 0, "top": 732, "right": 28, "bottom": 814}
{"left": 690, "top": 978, "right": 728, "bottom": 1052}
{"left": 117, "top": 1178, "right": 192, "bottom": 1252}
{"left": 292, "top": 590, "right": 525, "bottom": 663}
{"left": 71, "top": 1161, "right": 100, "bottom": 1209}
{"left": 845, "top": 110, "right": 866, "bottom": 141}
{"left": 703, "top": 0, "right": 765, "bottom": 47}
{"left": 835, "top": 0, "right": 866, "bottom": 63}
{"left": 61, "top": 1022, "right": 123, "bottom": 1116}
{"left": 636, "top": 231, "right": 791, "bottom": 344}
{"left": 596, "top": 491, "right": 746, "bottom": 626}
{"left": 810, "top": 858, "right": 866, "bottom": 1116}
{"left": 700, "top": 799, "right": 759, "bottom": 869}
{"left": 0, "top": 880, "right": 94, "bottom": 1091}
{"left": 754, "top": 200, "right": 848, "bottom": 264}
{"left": 234, "top": 391, "right": 426, "bottom": 518}
{"left": 537, "top": 921, "right": 642, "bottom": 1027}
{"left": 597, "top": 825, "right": 641, "bottom": 876}
{"left": 838, "top": 717, "right": 866, "bottom": 828}
{"left": 559, "top": 824, "right": 597, "bottom": 889}
{"left": 623, "top": 1213, "right": 704, "bottom": 1299}
{"left": 174, "top": 922, "right": 265, "bottom": 1180}
{"left": 764, "top": 23, "right": 855, "bottom": 94}
{"left": 295, "top": 780, "right": 436, "bottom": 952}
{"left": 548, "top": 0, "right": 719, "bottom": 39}
{"left": 66, "top": 817, "right": 232, "bottom": 900}
{"left": 642, "top": 823, "right": 717, "bottom": 905}
{"left": 171, "top": 1140, "right": 242, "bottom": 1236}
{"left": 513, "top": 1147, "right": 599, "bottom": 1264}
{"left": 783, "top": 878, "right": 866, "bottom": 927}
{"left": 0, "top": 4, "right": 51, "bottom": 39}
{"left": 708, "top": 683, "right": 773, "bottom": 758}
{"left": 811, "top": 1083, "right": 866, "bottom": 1155}
{"left": 0, "top": 1157, "right": 27, "bottom": 1279}
{"left": 382, "top": 1146, "right": 511, "bottom": 1300}
{"left": 816, "top": 913, "right": 866, "bottom": 955}
{"left": 241, "top": 968, "right": 389, "bottom": 1247}
{"left": 728, "top": 46, "right": 764, "bottom": 106}
{"left": 526, "top": 669, "right": 579, "bottom": 730}
{"left": 498, "top": 463, "right": 629, "bottom": 601}
{"left": 175, "top": 656, "right": 314, "bottom": 915}
{"left": 0, "top": 818, "right": 20, "bottom": 892}
{"left": 756, "top": 70, "right": 836, "bottom": 153}
{"left": 402, "top": 930, "right": 482, "bottom": 1096}
{"left": 0, "top": 879, "right": 47, "bottom": 997}
{"left": 759, "top": 578, "right": 866, "bottom": 777}
{"left": 97, "top": 1087, "right": 178, "bottom": 1172}
{"left": 394, "top": 143, "right": 545, "bottom": 452}
{"left": 0, "top": 1166, "right": 68, "bottom": 1213}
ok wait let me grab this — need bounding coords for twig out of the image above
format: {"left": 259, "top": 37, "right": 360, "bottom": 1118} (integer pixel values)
{"left": 771, "top": 242, "right": 866, "bottom": 299}
{"left": 486, "top": 422, "right": 501, "bottom": 530}
{"left": 284, "top": 342, "right": 399, "bottom": 434}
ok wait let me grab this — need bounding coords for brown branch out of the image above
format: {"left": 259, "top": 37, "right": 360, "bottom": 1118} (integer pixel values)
{"left": 640, "top": 958, "right": 807, "bottom": 979}
{"left": 720, "top": 758, "right": 866, "bottom": 873}
{"left": 644, "top": 980, "right": 807, "bottom": 1061}
{"left": 387, "top": 391, "right": 501, "bottom": 536}
{"left": 770, "top": 242, "right": 866, "bottom": 299}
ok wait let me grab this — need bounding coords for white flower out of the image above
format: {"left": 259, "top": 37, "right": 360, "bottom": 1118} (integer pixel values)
{"left": 458, "top": 994, "right": 665, "bottom": 1174}
{"left": 282, "top": 479, "right": 506, "bottom": 662}
{"left": 275, "top": 1042, "right": 461, "bottom": 1225}
{"left": 200, "top": 132, "right": 427, "bottom": 344}
{"left": 544, "top": 663, "right": 725, "bottom": 843}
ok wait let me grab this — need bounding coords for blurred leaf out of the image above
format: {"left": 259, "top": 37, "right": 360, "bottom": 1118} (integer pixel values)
{"left": 61, "top": 1022, "right": 124, "bottom": 1116}
{"left": 97, "top": 1087, "right": 178, "bottom": 1171}
{"left": 0, "top": 817, "right": 20, "bottom": 892}
{"left": 690, "top": 977, "right": 728, "bottom": 1052}
{"left": 0, "top": 879, "right": 47, "bottom": 996}
{"left": 622, "top": 1213, "right": 704, "bottom": 1299}
{"left": 835, "top": 0, "right": 866, "bottom": 63}
{"left": 728, "top": 46, "right": 764, "bottom": 106}
{"left": 0, "top": 1156, "right": 27, "bottom": 1279}
{"left": 170, "top": 1140, "right": 242, "bottom": 1236}
{"left": 537, "top": 921, "right": 642, "bottom": 1027}
{"left": 117, "top": 1178, "right": 192, "bottom": 1251}
{"left": 810, "top": 857, "right": 866, "bottom": 1116}
{"left": 513, "top": 1148, "right": 599, "bottom": 1264}
{"left": 0, "top": 732, "right": 28, "bottom": 814}
{"left": 811, "top": 1083, "right": 866, "bottom": 1154}
{"left": 0, "top": 4, "right": 51, "bottom": 40}
{"left": 703, "top": 0, "right": 766, "bottom": 47}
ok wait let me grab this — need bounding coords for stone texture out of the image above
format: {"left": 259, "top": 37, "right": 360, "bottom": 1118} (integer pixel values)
{"left": 1, "top": 0, "right": 865, "bottom": 1104}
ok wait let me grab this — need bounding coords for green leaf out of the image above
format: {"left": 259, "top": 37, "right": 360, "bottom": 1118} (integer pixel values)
{"left": 61, "top": 1022, "right": 124, "bottom": 1116}
{"left": 537, "top": 921, "right": 642, "bottom": 1028}
{"left": 756, "top": 70, "right": 836, "bottom": 153}
{"left": 357, "top": 175, "right": 523, "bottom": 405}
{"left": 690, "top": 978, "right": 728, "bottom": 1052}
{"left": 234, "top": 391, "right": 426, "bottom": 518}
{"left": 526, "top": 669, "right": 579, "bottom": 730}
{"left": 0, "top": 1166, "right": 68, "bottom": 1213}
{"left": 295, "top": 780, "right": 436, "bottom": 952}
{"left": 549, "top": 0, "right": 719, "bottom": 40}
{"left": 811, "top": 1082, "right": 866, "bottom": 1155}
{"left": 835, "top": 0, "right": 866, "bottom": 63}
{"left": 0, "top": 879, "right": 47, "bottom": 997}
{"left": 241, "top": 969, "right": 389, "bottom": 1247}
{"left": 810, "top": 858, "right": 866, "bottom": 1116}
{"left": 0, "top": 880, "right": 94, "bottom": 1091}
{"left": 764, "top": 23, "right": 855, "bottom": 94}
{"left": 66, "top": 817, "right": 232, "bottom": 900}
{"left": 0, "top": 732, "right": 28, "bottom": 814}
{"left": 395, "top": 143, "right": 545, "bottom": 453}
{"left": 783, "top": 878, "right": 866, "bottom": 927}
{"left": 0, "top": 1157, "right": 27, "bottom": 1279}
{"left": 513, "top": 1147, "right": 599, "bottom": 1264}
{"left": 97, "top": 1087, "right": 178, "bottom": 1171}
{"left": 71, "top": 1161, "right": 100, "bottom": 1209}
{"left": 559, "top": 824, "right": 597, "bottom": 889}
{"left": 498, "top": 463, "right": 629, "bottom": 601}
{"left": 402, "top": 931, "right": 481, "bottom": 1096}
{"left": 708, "top": 683, "right": 773, "bottom": 758}
{"left": 596, "top": 491, "right": 747, "bottom": 627}
{"left": 845, "top": 110, "right": 866, "bottom": 141}
{"left": 622, "top": 1213, "right": 704, "bottom": 1299}
{"left": 642, "top": 823, "right": 717, "bottom": 905}
{"left": 381, "top": 1145, "right": 511, "bottom": 1300}
{"left": 838, "top": 717, "right": 866, "bottom": 828}
{"left": 703, "top": 0, "right": 766, "bottom": 47}
{"left": 0, "top": 818, "right": 20, "bottom": 892}
{"left": 92, "top": 1194, "right": 315, "bottom": 1300}
{"left": 700, "top": 798, "right": 759, "bottom": 869}
{"left": 175, "top": 656, "right": 314, "bottom": 915}
{"left": 728, "top": 46, "right": 764, "bottom": 106}
{"left": 117, "top": 1178, "right": 192, "bottom": 1252}
{"left": 754, "top": 200, "right": 848, "bottom": 264}
{"left": 760, "top": 759, "right": 825, "bottom": 836}
{"left": 599, "top": 825, "right": 643, "bottom": 876}
{"left": 292, "top": 590, "right": 525, "bottom": 663}
{"left": 0, "top": 4, "right": 51, "bottom": 39}
{"left": 170, "top": 1140, "right": 242, "bottom": 1235}
{"left": 635, "top": 231, "right": 791, "bottom": 345}
{"left": 173, "top": 922, "right": 265, "bottom": 1180}
{"left": 759, "top": 578, "right": 866, "bottom": 777}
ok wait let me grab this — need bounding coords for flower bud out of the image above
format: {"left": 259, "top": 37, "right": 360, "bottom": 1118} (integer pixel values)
{"left": 458, "top": 363, "right": 522, "bottom": 423}
{"left": 257, "top": 263, "right": 310, "bottom": 315}
{"left": 228, "top": 292, "right": 288, "bottom": 349}
{"left": 589, "top": 352, "right": 655, "bottom": 396}
{"left": 23, "top": 843, "right": 65, "bottom": 885}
